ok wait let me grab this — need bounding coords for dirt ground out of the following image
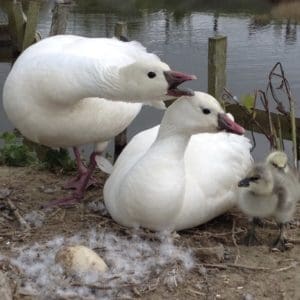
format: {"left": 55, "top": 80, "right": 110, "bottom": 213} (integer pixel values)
{"left": 0, "top": 165, "right": 299, "bottom": 300}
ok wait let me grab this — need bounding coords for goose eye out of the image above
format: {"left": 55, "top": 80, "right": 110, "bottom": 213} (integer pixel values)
{"left": 202, "top": 108, "right": 211, "bottom": 115}
{"left": 250, "top": 176, "right": 260, "bottom": 181}
{"left": 147, "top": 71, "right": 156, "bottom": 79}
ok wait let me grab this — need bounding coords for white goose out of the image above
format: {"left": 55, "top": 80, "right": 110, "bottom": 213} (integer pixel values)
{"left": 2, "top": 35, "right": 196, "bottom": 207}
{"left": 104, "top": 92, "right": 253, "bottom": 231}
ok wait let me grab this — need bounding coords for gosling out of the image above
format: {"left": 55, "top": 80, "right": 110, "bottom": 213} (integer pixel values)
{"left": 238, "top": 152, "right": 299, "bottom": 251}
{"left": 267, "top": 151, "right": 300, "bottom": 184}
{"left": 266, "top": 151, "right": 289, "bottom": 172}
{"left": 267, "top": 151, "right": 300, "bottom": 199}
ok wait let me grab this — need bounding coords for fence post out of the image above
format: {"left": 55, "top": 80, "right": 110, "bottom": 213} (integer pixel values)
{"left": 22, "top": 0, "right": 41, "bottom": 50}
{"left": 49, "top": 1, "right": 72, "bottom": 36}
{"left": 208, "top": 35, "right": 227, "bottom": 101}
{"left": 114, "top": 21, "right": 128, "bottom": 161}
{"left": 114, "top": 21, "right": 127, "bottom": 39}
{"left": 24, "top": 1, "right": 72, "bottom": 161}
{"left": 5, "top": 1, "right": 26, "bottom": 53}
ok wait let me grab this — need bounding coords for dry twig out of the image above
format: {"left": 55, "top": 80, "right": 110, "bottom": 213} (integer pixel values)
{"left": 275, "top": 262, "right": 298, "bottom": 272}
{"left": 222, "top": 62, "right": 298, "bottom": 168}
{"left": 72, "top": 282, "right": 140, "bottom": 290}
{"left": 231, "top": 219, "right": 240, "bottom": 264}
{"left": 201, "top": 263, "right": 270, "bottom": 271}
{"left": 6, "top": 199, "right": 31, "bottom": 231}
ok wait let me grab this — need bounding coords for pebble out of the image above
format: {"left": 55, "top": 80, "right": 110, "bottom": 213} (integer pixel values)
{"left": 0, "top": 271, "right": 12, "bottom": 300}
{"left": 0, "top": 188, "right": 11, "bottom": 200}
{"left": 243, "top": 293, "right": 255, "bottom": 300}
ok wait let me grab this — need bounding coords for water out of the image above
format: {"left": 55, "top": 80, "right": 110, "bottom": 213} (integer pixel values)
{"left": 1, "top": 0, "right": 299, "bottom": 160}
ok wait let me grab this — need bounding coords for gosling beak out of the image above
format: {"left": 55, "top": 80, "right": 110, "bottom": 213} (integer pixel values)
{"left": 217, "top": 113, "right": 245, "bottom": 135}
{"left": 164, "top": 70, "right": 197, "bottom": 97}
{"left": 238, "top": 178, "right": 251, "bottom": 187}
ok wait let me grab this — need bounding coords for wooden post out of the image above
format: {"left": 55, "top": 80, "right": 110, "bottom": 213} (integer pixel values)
{"left": 114, "top": 21, "right": 128, "bottom": 161}
{"left": 208, "top": 35, "right": 227, "bottom": 100}
{"left": 22, "top": 0, "right": 41, "bottom": 50}
{"left": 114, "top": 21, "right": 128, "bottom": 39}
{"left": 49, "top": 1, "right": 72, "bottom": 36}
{"left": 6, "top": 1, "right": 26, "bottom": 53}
{"left": 2, "top": 0, "right": 41, "bottom": 53}
{"left": 0, "top": 25, "right": 13, "bottom": 62}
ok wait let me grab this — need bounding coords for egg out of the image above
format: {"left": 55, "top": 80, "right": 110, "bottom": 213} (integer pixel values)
{"left": 55, "top": 245, "right": 108, "bottom": 276}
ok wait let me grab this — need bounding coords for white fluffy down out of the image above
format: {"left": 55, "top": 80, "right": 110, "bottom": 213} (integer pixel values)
{"left": 6, "top": 230, "right": 194, "bottom": 299}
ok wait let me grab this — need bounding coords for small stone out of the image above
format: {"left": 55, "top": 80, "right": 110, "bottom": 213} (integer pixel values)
{"left": 243, "top": 293, "right": 255, "bottom": 300}
{"left": 43, "top": 188, "right": 57, "bottom": 194}
{"left": 0, "top": 271, "right": 12, "bottom": 300}
{"left": 24, "top": 211, "right": 45, "bottom": 228}
{"left": 195, "top": 244, "right": 225, "bottom": 262}
{"left": 39, "top": 186, "right": 58, "bottom": 194}
{"left": 198, "top": 265, "right": 207, "bottom": 276}
{"left": 87, "top": 201, "right": 108, "bottom": 215}
{"left": 0, "top": 188, "right": 11, "bottom": 200}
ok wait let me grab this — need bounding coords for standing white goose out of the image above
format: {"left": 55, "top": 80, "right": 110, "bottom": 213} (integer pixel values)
{"left": 2, "top": 35, "right": 196, "bottom": 207}
{"left": 104, "top": 92, "right": 253, "bottom": 231}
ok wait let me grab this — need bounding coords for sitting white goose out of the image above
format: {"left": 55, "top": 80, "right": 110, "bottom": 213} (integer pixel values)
{"left": 104, "top": 92, "right": 253, "bottom": 231}
{"left": 3, "top": 35, "right": 196, "bottom": 207}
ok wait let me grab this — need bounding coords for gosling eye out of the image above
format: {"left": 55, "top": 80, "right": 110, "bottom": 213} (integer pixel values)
{"left": 202, "top": 108, "right": 211, "bottom": 115}
{"left": 271, "top": 162, "right": 285, "bottom": 170}
{"left": 147, "top": 71, "right": 156, "bottom": 79}
{"left": 250, "top": 176, "right": 260, "bottom": 182}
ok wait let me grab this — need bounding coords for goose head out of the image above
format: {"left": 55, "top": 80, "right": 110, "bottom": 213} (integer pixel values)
{"left": 118, "top": 60, "right": 196, "bottom": 101}
{"left": 266, "top": 151, "right": 288, "bottom": 172}
{"left": 238, "top": 164, "right": 274, "bottom": 195}
{"left": 160, "top": 91, "right": 245, "bottom": 136}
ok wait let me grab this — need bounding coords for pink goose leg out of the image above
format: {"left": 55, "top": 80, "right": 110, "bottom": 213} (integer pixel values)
{"left": 63, "top": 147, "right": 97, "bottom": 190}
{"left": 41, "top": 151, "right": 100, "bottom": 208}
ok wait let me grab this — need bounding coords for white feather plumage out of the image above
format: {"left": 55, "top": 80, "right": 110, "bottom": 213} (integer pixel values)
{"left": 2, "top": 35, "right": 172, "bottom": 147}
{"left": 104, "top": 92, "right": 253, "bottom": 231}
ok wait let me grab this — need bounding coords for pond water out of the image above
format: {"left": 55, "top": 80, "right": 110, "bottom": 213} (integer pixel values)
{"left": 0, "top": 0, "right": 299, "bottom": 160}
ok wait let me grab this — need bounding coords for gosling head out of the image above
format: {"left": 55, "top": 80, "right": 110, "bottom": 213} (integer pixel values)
{"left": 266, "top": 151, "right": 288, "bottom": 173}
{"left": 163, "top": 91, "right": 245, "bottom": 135}
{"left": 238, "top": 164, "right": 274, "bottom": 195}
{"left": 118, "top": 60, "right": 196, "bottom": 102}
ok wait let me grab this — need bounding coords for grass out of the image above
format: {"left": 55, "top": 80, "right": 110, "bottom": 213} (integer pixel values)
{"left": 0, "top": 131, "right": 76, "bottom": 171}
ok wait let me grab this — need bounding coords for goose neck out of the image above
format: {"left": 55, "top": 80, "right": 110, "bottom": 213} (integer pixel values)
{"left": 154, "top": 125, "right": 191, "bottom": 160}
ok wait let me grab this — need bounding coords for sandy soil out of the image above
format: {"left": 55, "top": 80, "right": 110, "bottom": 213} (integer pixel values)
{"left": 0, "top": 165, "right": 299, "bottom": 300}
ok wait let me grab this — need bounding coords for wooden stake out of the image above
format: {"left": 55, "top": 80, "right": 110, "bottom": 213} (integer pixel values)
{"left": 22, "top": 0, "right": 41, "bottom": 50}
{"left": 7, "top": 199, "right": 31, "bottom": 231}
{"left": 49, "top": 1, "right": 72, "bottom": 36}
{"left": 114, "top": 21, "right": 128, "bottom": 161}
{"left": 208, "top": 35, "right": 227, "bottom": 101}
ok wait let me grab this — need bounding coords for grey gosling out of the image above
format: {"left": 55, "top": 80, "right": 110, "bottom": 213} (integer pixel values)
{"left": 237, "top": 151, "right": 299, "bottom": 251}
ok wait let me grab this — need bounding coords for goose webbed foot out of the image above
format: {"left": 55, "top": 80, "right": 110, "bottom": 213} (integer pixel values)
{"left": 41, "top": 192, "right": 83, "bottom": 208}
{"left": 254, "top": 218, "right": 264, "bottom": 227}
{"left": 272, "top": 236, "right": 289, "bottom": 252}
{"left": 243, "top": 217, "right": 261, "bottom": 246}
{"left": 63, "top": 173, "right": 98, "bottom": 190}
{"left": 63, "top": 147, "right": 98, "bottom": 190}
{"left": 243, "top": 230, "right": 260, "bottom": 246}
{"left": 271, "top": 223, "right": 292, "bottom": 252}
{"left": 41, "top": 151, "right": 100, "bottom": 209}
